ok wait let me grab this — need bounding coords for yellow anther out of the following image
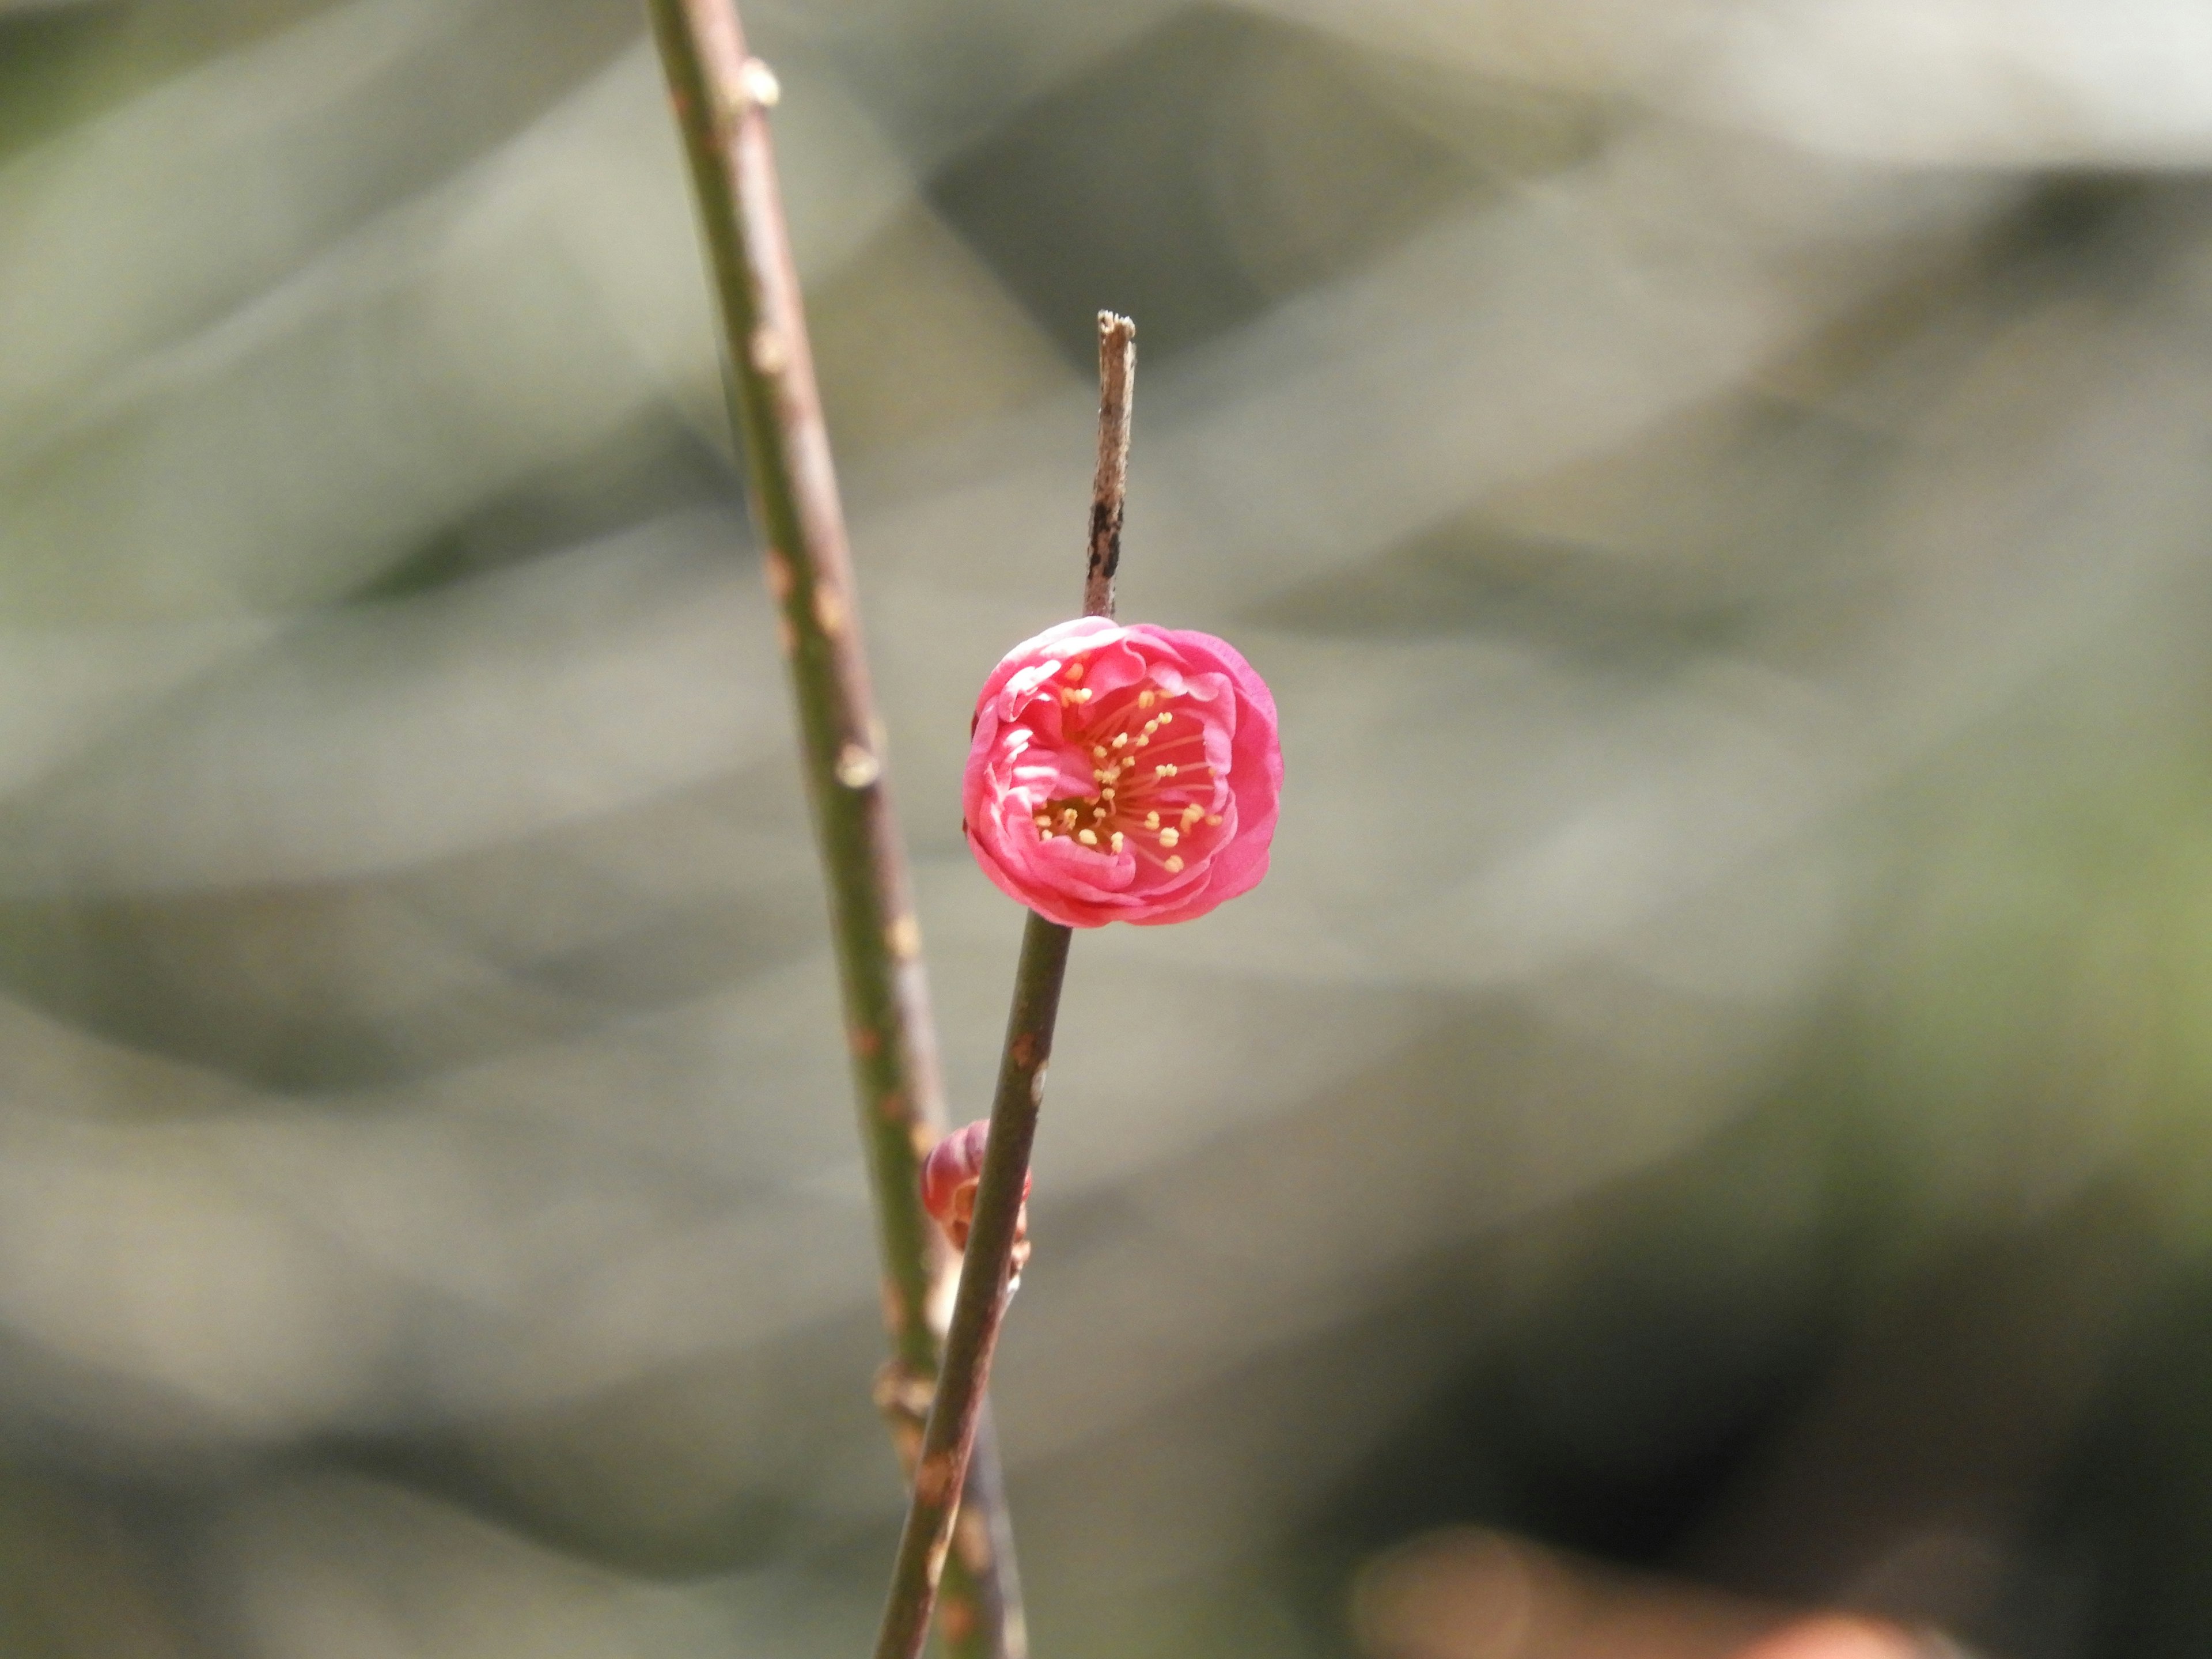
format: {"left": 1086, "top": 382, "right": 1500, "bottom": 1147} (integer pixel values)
{"left": 1060, "top": 809, "right": 1078, "bottom": 828}
{"left": 1158, "top": 711, "right": 1174, "bottom": 724}
{"left": 1093, "top": 806, "right": 1107, "bottom": 820}
{"left": 1155, "top": 763, "right": 1176, "bottom": 778}
{"left": 1093, "top": 745, "right": 1107, "bottom": 760}
{"left": 1101, "top": 787, "right": 1116, "bottom": 800}
{"left": 1076, "top": 688, "right": 1093, "bottom": 702}
{"left": 1034, "top": 813, "right": 1051, "bottom": 827}
{"left": 1065, "top": 661, "right": 1084, "bottom": 681}
{"left": 1165, "top": 855, "right": 1184, "bottom": 873}
{"left": 1110, "top": 831, "right": 1124, "bottom": 853}
{"left": 1143, "top": 719, "right": 1160, "bottom": 735}
{"left": 1138, "top": 690, "right": 1156, "bottom": 710}
{"left": 1078, "top": 829, "right": 1098, "bottom": 846}
{"left": 1159, "top": 828, "right": 1180, "bottom": 848}
{"left": 1145, "top": 811, "right": 1161, "bottom": 831}
{"left": 1206, "top": 814, "right": 1223, "bottom": 826}
{"left": 1183, "top": 804, "right": 1205, "bottom": 826}
{"left": 1112, "top": 733, "right": 1129, "bottom": 748}
{"left": 1135, "top": 735, "right": 1149, "bottom": 747}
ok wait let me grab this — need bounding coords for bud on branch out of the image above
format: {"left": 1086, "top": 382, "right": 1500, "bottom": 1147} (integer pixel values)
{"left": 923, "top": 1121, "right": 1033, "bottom": 1277}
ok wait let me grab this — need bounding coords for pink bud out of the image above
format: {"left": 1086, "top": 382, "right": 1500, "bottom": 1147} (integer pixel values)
{"left": 921, "top": 1120, "right": 1031, "bottom": 1253}
{"left": 963, "top": 617, "right": 1282, "bottom": 927}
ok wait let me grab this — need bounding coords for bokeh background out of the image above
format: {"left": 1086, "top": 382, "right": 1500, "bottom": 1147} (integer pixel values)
{"left": 6, "top": 1, "right": 2212, "bottom": 1654}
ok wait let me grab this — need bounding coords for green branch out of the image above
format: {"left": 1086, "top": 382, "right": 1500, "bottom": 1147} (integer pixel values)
{"left": 645, "top": 5, "right": 1024, "bottom": 1654}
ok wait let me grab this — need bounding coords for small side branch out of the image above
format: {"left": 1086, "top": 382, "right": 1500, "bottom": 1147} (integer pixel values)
{"left": 645, "top": 4, "right": 1024, "bottom": 1655}
{"left": 1084, "top": 312, "right": 1137, "bottom": 622}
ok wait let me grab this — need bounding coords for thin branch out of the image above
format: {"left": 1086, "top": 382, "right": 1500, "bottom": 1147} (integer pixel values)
{"left": 1085, "top": 312, "right": 1137, "bottom": 622}
{"left": 871, "top": 914, "right": 1069, "bottom": 1659}
{"left": 871, "top": 313, "right": 1139, "bottom": 1659}
{"left": 643, "top": 5, "right": 1024, "bottom": 1655}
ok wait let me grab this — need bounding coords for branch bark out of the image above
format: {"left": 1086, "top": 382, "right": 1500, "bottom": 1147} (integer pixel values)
{"left": 645, "top": 5, "right": 1025, "bottom": 1654}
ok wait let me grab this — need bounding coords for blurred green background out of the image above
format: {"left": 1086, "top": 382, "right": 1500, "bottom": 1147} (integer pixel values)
{"left": 5, "top": 1, "right": 2212, "bottom": 1654}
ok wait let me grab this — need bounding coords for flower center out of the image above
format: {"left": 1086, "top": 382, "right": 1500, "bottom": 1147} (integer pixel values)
{"left": 1031, "top": 664, "right": 1223, "bottom": 875}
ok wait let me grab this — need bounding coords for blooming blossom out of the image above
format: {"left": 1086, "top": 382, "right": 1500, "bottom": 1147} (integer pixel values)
{"left": 921, "top": 1120, "right": 1030, "bottom": 1253}
{"left": 963, "top": 616, "right": 1282, "bottom": 927}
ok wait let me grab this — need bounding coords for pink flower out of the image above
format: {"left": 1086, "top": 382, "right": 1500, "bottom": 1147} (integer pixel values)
{"left": 921, "top": 1120, "right": 1031, "bottom": 1253}
{"left": 964, "top": 616, "right": 1282, "bottom": 927}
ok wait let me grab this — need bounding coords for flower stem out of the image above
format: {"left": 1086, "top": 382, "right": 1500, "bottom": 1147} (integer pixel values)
{"left": 870, "top": 314, "right": 1138, "bottom": 1659}
{"left": 643, "top": 5, "right": 1024, "bottom": 1654}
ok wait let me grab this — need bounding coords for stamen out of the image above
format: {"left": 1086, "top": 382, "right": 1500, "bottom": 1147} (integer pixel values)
{"left": 1158, "top": 711, "right": 1174, "bottom": 724}
{"left": 1078, "top": 829, "right": 1098, "bottom": 846}
{"left": 1181, "top": 805, "right": 1204, "bottom": 826}
{"left": 1165, "top": 855, "right": 1184, "bottom": 873}
{"left": 1206, "top": 814, "right": 1223, "bottom": 826}
{"left": 1065, "top": 661, "right": 1084, "bottom": 681}
{"left": 1076, "top": 688, "right": 1093, "bottom": 702}
{"left": 1092, "top": 745, "right": 1107, "bottom": 760}
{"left": 1092, "top": 806, "right": 1107, "bottom": 820}
{"left": 1145, "top": 812, "right": 1161, "bottom": 831}
{"left": 1112, "top": 733, "right": 1129, "bottom": 748}
{"left": 1138, "top": 690, "right": 1156, "bottom": 710}
{"left": 1110, "top": 831, "right": 1124, "bottom": 853}
{"left": 1159, "top": 828, "right": 1180, "bottom": 848}
{"left": 1060, "top": 809, "right": 1077, "bottom": 828}
{"left": 1033, "top": 813, "right": 1051, "bottom": 828}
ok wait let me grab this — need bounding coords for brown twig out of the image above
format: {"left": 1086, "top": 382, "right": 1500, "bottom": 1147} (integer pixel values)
{"left": 870, "top": 313, "right": 1138, "bottom": 1659}
{"left": 1085, "top": 312, "right": 1137, "bottom": 621}
{"left": 643, "top": 5, "right": 1024, "bottom": 1654}
{"left": 871, "top": 915, "right": 1070, "bottom": 1659}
